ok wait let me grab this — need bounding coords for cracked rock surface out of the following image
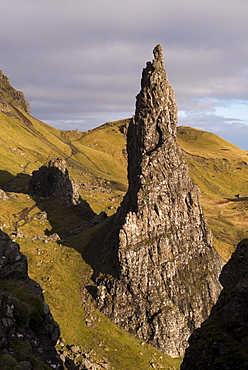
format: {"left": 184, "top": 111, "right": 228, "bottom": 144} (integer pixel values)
{"left": 94, "top": 45, "right": 222, "bottom": 357}
{"left": 31, "top": 158, "right": 81, "bottom": 206}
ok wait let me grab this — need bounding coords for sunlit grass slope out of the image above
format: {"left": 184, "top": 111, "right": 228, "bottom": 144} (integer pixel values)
{"left": 0, "top": 108, "right": 128, "bottom": 214}
{"left": 177, "top": 126, "right": 248, "bottom": 261}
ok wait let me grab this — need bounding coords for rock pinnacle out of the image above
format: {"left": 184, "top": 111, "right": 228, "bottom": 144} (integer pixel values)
{"left": 94, "top": 45, "right": 222, "bottom": 357}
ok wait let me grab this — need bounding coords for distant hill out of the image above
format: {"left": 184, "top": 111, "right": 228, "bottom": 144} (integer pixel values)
{"left": 177, "top": 126, "right": 248, "bottom": 261}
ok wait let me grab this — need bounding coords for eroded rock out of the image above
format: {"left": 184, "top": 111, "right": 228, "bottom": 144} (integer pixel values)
{"left": 0, "top": 70, "right": 30, "bottom": 114}
{"left": 0, "top": 229, "right": 27, "bottom": 280}
{"left": 31, "top": 158, "right": 81, "bottom": 206}
{"left": 93, "top": 45, "right": 222, "bottom": 357}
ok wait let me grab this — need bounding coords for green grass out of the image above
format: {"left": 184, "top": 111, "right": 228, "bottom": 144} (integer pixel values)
{"left": 177, "top": 126, "right": 248, "bottom": 261}
{"left": 0, "top": 280, "right": 44, "bottom": 328}
{"left": 0, "top": 354, "right": 22, "bottom": 370}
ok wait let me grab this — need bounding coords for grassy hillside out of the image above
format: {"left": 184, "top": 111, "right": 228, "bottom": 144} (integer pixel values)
{"left": 0, "top": 100, "right": 247, "bottom": 369}
{"left": 0, "top": 106, "right": 128, "bottom": 213}
{"left": 177, "top": 126, "right": 248, "bottom": 261}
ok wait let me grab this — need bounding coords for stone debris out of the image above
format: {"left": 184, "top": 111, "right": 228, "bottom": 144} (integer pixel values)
{"left": 0, "top": 189, "right": 10, "bottom": 201}
{"left": 36, "top": 211, "right": 48, "bottom": 220}
{"left": 56, "top": 339, "right": 109, "bottom": 370}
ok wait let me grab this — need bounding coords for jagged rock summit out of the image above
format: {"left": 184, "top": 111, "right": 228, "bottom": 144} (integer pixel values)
{"left": 0, "top": 70, "right": 30, "bottom": 114}
{"left": 181, "top": 238, "right": 248, "bottom": 370}
{"left": 94, "top": 45, "right": 222, "bottom": 357}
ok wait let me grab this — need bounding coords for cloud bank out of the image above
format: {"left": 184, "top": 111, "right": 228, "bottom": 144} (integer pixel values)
{"left": 1, "top": 0, "right": 248, "bottom": 149}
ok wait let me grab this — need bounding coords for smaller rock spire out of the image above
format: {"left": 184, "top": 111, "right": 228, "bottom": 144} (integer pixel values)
{"left": 31, "top": 158, "right": 81, "bottom": 206}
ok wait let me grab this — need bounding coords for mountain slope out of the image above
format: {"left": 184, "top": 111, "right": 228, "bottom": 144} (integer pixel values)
{"left": 0, "top": 70, "right": 30, "bottom": 113}
{"left": 177, "top": 126, "right": 248, "bottom": 261}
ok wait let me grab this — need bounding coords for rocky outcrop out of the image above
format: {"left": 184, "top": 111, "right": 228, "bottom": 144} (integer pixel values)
{"left": 93, "top": 45, "right": 222, "bottom": 357}
{"left": 30, "top": 158, "right": 98, "bottom": 224}
{"left": 181, "top": 238, "right": 248, "bottom": 370}
{"left": 31, "top": 158, "right": 83, "bottom": 207}
{"left": 0, "top": 229, "right": 62, "bottom": 369}
{"left": 0, "top": 230, "right": 28, "bottom": 280}
{"left": 0, "top": 70, "right": 30, "bottom": 114}
{"left": 0, "top": 189, "right": 10, "bottom": 201}
{"left": 56, "top": 339, "right": 109, "bottom": 369}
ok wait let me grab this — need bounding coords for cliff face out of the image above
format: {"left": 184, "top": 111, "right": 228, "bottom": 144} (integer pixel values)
{"left": 0, "top": 229, "right": 62, "bottom": 369}
{"left": 94, "top": 45, "right": 222, "bottom": 357}
{"left": 181, "top": 238, "right": 248, "bottom": 370}
{"left": 0, "top": 70, "right": 30, "bottom": 114}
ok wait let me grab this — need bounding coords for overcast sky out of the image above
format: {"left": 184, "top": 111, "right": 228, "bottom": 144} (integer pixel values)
{"left": 1, "top": 0, "right": 248, "bottom": 150}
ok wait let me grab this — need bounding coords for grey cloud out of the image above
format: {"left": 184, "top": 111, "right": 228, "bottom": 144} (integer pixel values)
{"left": 0, "top": 0, "right": 248, "bottom": 149}
{"left": 178, "top": 113, "right": 248, "bottom": 150}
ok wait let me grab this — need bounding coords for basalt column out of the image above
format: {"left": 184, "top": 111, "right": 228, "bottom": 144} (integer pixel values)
{"left": 95, "top": 45, "right": 222, "bottom": 357}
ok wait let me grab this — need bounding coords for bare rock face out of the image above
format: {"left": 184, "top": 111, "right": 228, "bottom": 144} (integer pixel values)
{"left": 31, "top": 158, "right": 82, "bottom": 206}
{"left": 0, "top": 70, "right": 30, "bottom": 114}
{"left": 94, "top": 45, "right": 222, "bottom": 357}
{"left": 181, "top": 238, "right": 248, "bottom": 370}
{"left": 0, "top": 229, "right": 62, "bottom": 369}
{"left": 0, "top": 229, "right": 28, "bottom": 280}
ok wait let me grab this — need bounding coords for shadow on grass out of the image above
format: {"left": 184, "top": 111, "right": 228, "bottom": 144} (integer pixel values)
{"left": 1, "top": 170, "right": 32, "bottom": 194}
{"left": 225, "top": 197, "right": 248, "bottom": 202}
{"left": 0, "top": 169, "right": 120, "bottom": 296}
